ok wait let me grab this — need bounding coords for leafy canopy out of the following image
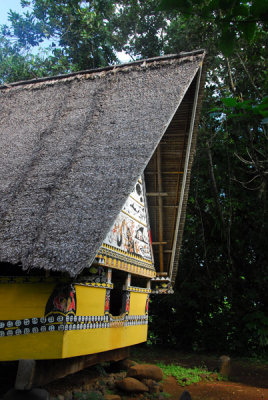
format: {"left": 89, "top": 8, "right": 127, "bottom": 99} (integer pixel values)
{"left": 159, "top": 0, "right": 268, "bottom": 55}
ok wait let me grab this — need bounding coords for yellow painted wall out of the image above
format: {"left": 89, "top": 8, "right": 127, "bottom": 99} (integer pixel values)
{"left": 129, "top": 292, "right": 148, "bottom": 315}
{"left": 0, "top": 283, "right": 55, "bottom": 320}
{"left": 75, "top": 285, "right": 106, "bottom": 316}
{"left": 0, "top": 331, "right": 63, "bottom": 361}
{"left": 62, "top": 325, "right": 148, "bottom": 358}
{"left": 0, "top": 282, "right": 149, "bottom": 361}
{"left": 0, "top": 325, "right": 148, "bottom": 361}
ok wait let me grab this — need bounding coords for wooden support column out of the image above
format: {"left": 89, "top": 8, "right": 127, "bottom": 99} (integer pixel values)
{"left": 15, "top": 347, "right": 130, "bottom": 390}
{"left": 106, "top": 268, "right": 112, "bottom": 283}
{"left": 125, "top": 273, "right": 131, "bottom": 289}
{"left": 157, "top": 146, "right": 164, "bottom": 273}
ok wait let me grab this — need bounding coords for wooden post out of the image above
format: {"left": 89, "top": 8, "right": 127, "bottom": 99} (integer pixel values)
{"left": 15, "top": 359, "right": 36, "bottom": 390}
{"left": 107, "top": 268, "right": 112, "bottom": 283}
{"left": 125, "top": 273, "right": 131, "bottom": 288}
{"left": 157, "top": 146, "right": 164, "bottom": 273}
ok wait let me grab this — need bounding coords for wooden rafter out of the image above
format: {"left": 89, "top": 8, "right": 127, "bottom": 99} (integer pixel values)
{"left": 145, "top": 171, "right": 184, "bottom": 175}
{"left": 147, "top": 192, "right": 168, "bottom": 196}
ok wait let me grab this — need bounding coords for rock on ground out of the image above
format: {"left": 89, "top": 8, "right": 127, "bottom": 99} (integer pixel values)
{"left": 115, "top": 359, "right": 136, "bottom": 370}
{"left": 218, "top": 355, "right": 231, "bottom": 378}
{"left": 179, "top": 390, "right": 192, "bottom": 400}
{"left": 127, "top": 364, "right": 163, "bottom": 382}
{"left": 104, "top": 395, "right": 121, "bottom": 400}
{"left": 116, "top": 377, "right": 149, "bottom": 393}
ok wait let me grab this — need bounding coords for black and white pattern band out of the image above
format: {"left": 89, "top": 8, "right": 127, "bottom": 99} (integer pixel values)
{"left": 0, "top": 314, "right": 149, "bottom": 337}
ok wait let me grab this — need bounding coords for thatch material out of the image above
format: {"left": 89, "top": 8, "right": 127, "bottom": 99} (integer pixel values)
{"left": 0, "top": 51, "right": 205, "bottom": 277}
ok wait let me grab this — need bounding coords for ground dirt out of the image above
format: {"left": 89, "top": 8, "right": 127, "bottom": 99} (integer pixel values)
{"left": 132, "top": 345, "right": 268, "bottom": 400}
{"left": 0, "top": 346, "right": 267, "bottom": 400}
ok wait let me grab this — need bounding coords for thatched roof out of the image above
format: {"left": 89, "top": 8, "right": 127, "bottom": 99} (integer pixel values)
{"left": 0, "top": 51, "right": 206, "bottom": 277}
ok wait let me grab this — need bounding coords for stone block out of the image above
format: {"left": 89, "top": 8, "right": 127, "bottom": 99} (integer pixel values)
{"left": 116, "top": 377, "right": 149, "bottom": 393}
{"left": 218, "top": 355, "right": 231, "bottom": 378}
{"left": 104, "top": 395, "right": 121, "bottom": 400}
{"left": 149, "top": 383, "right": 160, "bottom": 395}
{"left": 141, "top": 378, "right": 154, "bottom": 388}
{"left": 179, "top": 390, "right": 192, "bottom": 400}
{"left": 127, "top": 364, "right": 163, "bottom": 382}
{"left": 116, "top": 359, "right": 136, "bottom": 370}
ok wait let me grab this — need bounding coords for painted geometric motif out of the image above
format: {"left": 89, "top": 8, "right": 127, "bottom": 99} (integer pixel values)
{"left": 0, "top": 314, "right": 148, "bottom": 337}
{"left": 102, "top": 177, "right": 154, "bottom": 263}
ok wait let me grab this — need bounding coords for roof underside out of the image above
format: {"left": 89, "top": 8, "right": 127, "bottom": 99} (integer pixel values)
{"left": 0, "top": 52, "right": 205, "bottom": 277}
{"left": 145, "top": 74, "right": 203, "bottom": 284}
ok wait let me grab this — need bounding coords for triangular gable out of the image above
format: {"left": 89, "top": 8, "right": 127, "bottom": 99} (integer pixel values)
{"left": 0, "top": 52, "right": 205, "bottom": 277}
{"left": 97, "top": 175, "right": 155, "bottom": 278}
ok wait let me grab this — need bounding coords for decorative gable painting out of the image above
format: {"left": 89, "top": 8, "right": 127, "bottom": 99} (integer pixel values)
{"left": 98, "top": 176, "right": 155, "bottom": 278}
{"left": 0, "top": 51, "right": 206, "bottom": 361}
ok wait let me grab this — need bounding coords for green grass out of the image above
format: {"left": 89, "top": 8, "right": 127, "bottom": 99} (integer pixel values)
{"left": 73, "top": 392, "right": 104, "bottom": 400}
{"left": 145, "top": 393, "right": 171, "bottom": 399}
{"left": 157, "top": 363, "right": 222, "bottom": 386}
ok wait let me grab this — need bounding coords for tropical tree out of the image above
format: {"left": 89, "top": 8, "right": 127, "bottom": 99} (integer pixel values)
{"left": 1, "top": 0, "right": 119, "bottom": 79}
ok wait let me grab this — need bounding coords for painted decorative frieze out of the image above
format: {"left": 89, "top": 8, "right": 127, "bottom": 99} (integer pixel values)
{"left": 0, "top": 314, "right": 149, "bottom": 337}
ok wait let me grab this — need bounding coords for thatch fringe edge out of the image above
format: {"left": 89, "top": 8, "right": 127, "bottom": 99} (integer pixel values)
{"left": 0, "top": 50, "right": 205, "bottom": 91}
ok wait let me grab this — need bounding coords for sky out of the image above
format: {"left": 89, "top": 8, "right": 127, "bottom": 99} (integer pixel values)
{"left": 0, "top": 0, "right": 53, "bottom": 54}
{"left": 0, "top": 0, "right": 25, "bottom": 26}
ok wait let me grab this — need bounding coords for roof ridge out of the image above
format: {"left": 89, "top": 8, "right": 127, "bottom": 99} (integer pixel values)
{"left": 0, "top": 50, "right": 205, "bottom": 90}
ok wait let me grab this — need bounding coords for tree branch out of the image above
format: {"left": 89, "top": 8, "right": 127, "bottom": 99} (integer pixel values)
{"left": 225, "top": 57, "right": 236, "bottom": 94}
{"left": 206, "top": 142, "right": 226, "bottom": 231}
{"left": 236, "top": 52, "right": 262, "bottom": 98}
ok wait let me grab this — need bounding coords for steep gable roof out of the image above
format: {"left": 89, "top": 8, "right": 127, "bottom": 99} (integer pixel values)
{"left": 0, "top": 51, "right": 205, "bottom": 277}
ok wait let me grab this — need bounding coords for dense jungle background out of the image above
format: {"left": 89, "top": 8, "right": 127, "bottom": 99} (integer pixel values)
{"left": 1, "top": 0, "right": 267, "bottom": 357}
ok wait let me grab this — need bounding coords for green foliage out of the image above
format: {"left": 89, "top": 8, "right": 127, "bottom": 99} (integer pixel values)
{"left": 146, "top": 392, "right": 171, "bottom": 399}
{"left": 244, "top": 311, "right": 268, "bottom": 347}
{"left": 94, "top": 363, "right": 109, "bottom": 377}
{"left": 2, "top": 0, "right": 119, "bottom": 74}
{"left": 157, "top": 363, "right": 222, "bottom": 386}
{"left": 73, "top": 391, "right": 104, "bottom": 400}
{"left": 159, "top": 0, "right": 268, "bottom": 55}
{"left": 0, "top": 30, "right": 70, "bottom": 84}
{"left": 221, "top": 97, "right": 268, "bottom": 119}
{"left": 113, "top": 0, "right": 169, "bottom": 59}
